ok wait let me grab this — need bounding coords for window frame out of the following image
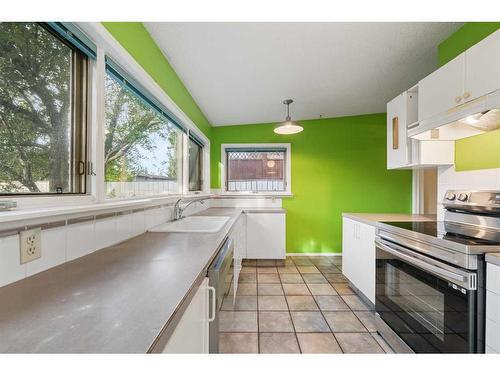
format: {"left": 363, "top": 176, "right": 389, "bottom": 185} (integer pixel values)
{"left": 0, "top": 23, "right": 91, "bottom": 197}
{"left": 220, "top": 143, "right": 292, "bottom": 196}
{"left": 0, "top": 22, "right": 210, "bottom": 209}
{"left": 188, "top": 133, "right": 204, "bottom": 193}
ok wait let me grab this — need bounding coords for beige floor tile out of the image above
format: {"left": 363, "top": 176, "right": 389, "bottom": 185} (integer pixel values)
{"left": 290, "top": 311, "right": 330, "bottom": 332}
{"left": 279, "top": 274, "right": 304, "bottom": 284}
{"left": 258, "top": 311, "right": 294, "bottom": 332}
{"left": 257, "top": 266, "right": 278, "bottom": 274}
{"left": 219, "top": 311, "right": 258, "bottom": 332}
{"left": 293, "top": 259, "right": 314, "bottom": 266}
{"left": 314, "top": 295, "right": 350, "bottom": 311}
{"left": 310, "top": 257, "right": 335, "bottom": 266}
{"left": 332, "top": 283, "right": 356, "bottom": 295}
{"left": 330, "top": 257, "right": 343, "bottom": 266}
{"left": 323, "top": 311, "right": 367, "bottom": 332}
{"left": 258, "top": 295, "right": 288, "bottom": 311}
{"left": 219, "top": 333, "right": 258, "bottom": 353}
{"left": 238, "top": 273, "right": 257, "bottom": 283}
{"left": 282, "top": 283, "right": 311, "bottom": 296}
{"left": 334, "top": 333, "right": 384, "bottom": 353}
{"left": 257, "top": 273, "right": 281, "bottom": 284}
{"left": 302, "top": 273, "right": 328, "bottom": 284}
{"left": 258, "top": 283, "right": 284, "bottom": 296}
{"left": 230, "top": 283, "right": 257, "bottom": 296}
{"left": 297, "top": 265, "right": 320, "bottom": 274}
{"left": 257, "top": 259, "right": 276, "bottom": 266}
{"left": 297, "top": 333, "right": 342, "bottom": 353}
{"left": 222, "top": 296, "right": 258, "bottom": 311}
{"left": 324, "top": 273, "right": 348, "bottom": 283}
{"left": 277, "top": 266, "right": 299, "bottom": 274}
{"left": 341, "top": 295, "right": 370, "bottom": 311}
{"left": 354, "top": 311, "right": 378, "bottom": 332}
{"left": 259, "top": 333, "right": 300, "bottom": 353}
{"left": 242, "top": 259, "right": 257, "bottom": 266}
{"left": 371, "top": 332, "right": 394, "bottom": 353}
{"left": 240, "top": 266, "right": 256, "bottom": 274}
{"left": 286, "top": 295, "right": 319, "bottom": 311}
{"left": 308, "top": 284, "right": 338, "bottom": 296}
{"left": 317, "top": 265, "right": 341, "bottom": 274}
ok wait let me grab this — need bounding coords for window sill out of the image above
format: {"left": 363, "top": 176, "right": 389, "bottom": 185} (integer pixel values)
{"left": 213, "top": 192, "right": 294, "bottom": 198}
{"left": 0, "top": 193, "right": 212, "bottom": 226}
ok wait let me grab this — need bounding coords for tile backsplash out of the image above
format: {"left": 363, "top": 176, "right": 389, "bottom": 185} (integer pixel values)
{"left": 0, "top": 199, "right": 209, "bottom": 289}
{"left": 437, "top": 166, "right": 500, "bottom": 220}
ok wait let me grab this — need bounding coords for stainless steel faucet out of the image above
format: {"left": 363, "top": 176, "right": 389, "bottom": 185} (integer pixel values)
{"left": 173, "top": 197, "right": 207, "bottom": 220}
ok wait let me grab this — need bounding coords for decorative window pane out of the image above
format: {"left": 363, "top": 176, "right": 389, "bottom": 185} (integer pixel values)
{"left": 104, "top": 74, "right": 182, "bottom": 198}
{"left": 226, "top": 149, "right": 286, "bottom": 192}
{"left": 0, "top": 22, "right": 88, "bottom": 195}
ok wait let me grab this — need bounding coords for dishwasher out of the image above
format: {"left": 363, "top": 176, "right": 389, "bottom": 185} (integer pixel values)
{"left": 208, "top": 237, "right": 234, "bottom": 353}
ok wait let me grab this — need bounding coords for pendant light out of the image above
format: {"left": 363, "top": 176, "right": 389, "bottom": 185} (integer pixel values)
{"left": 274, "top": 99, "right": 304, "bottom": 135}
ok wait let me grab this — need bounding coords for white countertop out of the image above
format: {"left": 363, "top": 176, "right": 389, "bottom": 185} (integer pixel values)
{"left": 342, "top": 212, "right": 436, "bottom": 226}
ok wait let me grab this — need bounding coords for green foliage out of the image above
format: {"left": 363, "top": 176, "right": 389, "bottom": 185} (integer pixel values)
{"left": 0, "top": 22, "right": 180, "bottom": 194}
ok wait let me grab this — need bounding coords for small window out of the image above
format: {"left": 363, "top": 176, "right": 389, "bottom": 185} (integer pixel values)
{"left": 0, "top": 23, "right": 88, "bottom": 195}
{"left": 223, "top": 145, "right": 290, "bottom": 193}
{"left": 188, "top": 134, "right": 203, "bottom": 192}
{"left": 104, "top": 69, "right": 183, "bottom": 198}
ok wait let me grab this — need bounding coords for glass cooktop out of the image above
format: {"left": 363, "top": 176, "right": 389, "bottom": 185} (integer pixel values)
{"left": 382, "top": 221, "right": 500, "bottom": 247}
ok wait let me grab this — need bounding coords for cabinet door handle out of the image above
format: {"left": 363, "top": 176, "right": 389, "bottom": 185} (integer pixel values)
{"left": 463, "top": 92, "right": 471, "bottom": 99}
{"left": 208, "top": 286, "right": 216, "bottom": 322}
{"left": 454, "top": 96, "right": 462, "bottom": 103}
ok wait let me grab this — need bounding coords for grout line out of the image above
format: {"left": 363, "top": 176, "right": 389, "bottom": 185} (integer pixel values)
{"left": 279, "top": 265, "right": 302, "bottom": 354}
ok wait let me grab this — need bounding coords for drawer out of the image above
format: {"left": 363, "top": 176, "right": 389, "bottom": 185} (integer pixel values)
{"left": 487, "top": 263, "right": 500, "bottom": 294}
{"left": 486, "top": 290, "right": 500, "bottom": 324}
{"left": 486, "top": 317, "right": 500, "bottom": 353}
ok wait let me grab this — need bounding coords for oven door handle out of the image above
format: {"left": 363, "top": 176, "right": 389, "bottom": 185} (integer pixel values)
{"left": 375, "top": 239, "right": 477, "bottom": 290}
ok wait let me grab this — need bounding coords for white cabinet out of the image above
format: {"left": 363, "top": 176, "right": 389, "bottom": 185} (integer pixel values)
{"left": 418, "top": 54, "right": 465, "bottom": 122}
{"left": 464, "top": 30, "right": 500, "bottom": 102}
{"left": 229, "top": 214, "right": 246, "bottom": 299}
{"left": 387, "top": 90, "right": 454, "bottom": 169}
{"left": 342, "top": 217, "right": 376, "bottom": 304}
{"left": 246, "top": 212, "right": 286, "bottom": 259}
{"left": 418, "top": 29, "right": 500, "bottom": 123}
{"left": 162, "top": 278, "right": 210, "bottom": 353}
{"left": 486, "top": 262, "right": 500, "bottom": 354}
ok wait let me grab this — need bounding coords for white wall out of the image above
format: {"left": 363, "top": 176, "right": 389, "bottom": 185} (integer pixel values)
{"left": 437, "top": 166, "right": 500, "bottom": 220}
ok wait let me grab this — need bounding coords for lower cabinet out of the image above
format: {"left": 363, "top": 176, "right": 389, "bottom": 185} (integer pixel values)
{"left": 162, "top": 278, "right": 210, "bottom": 353}
{"left": 246, "top": 212, "right": 286, "bottom": 259}
{"left": 486, "top": 263, "right": 500, "bottom": 354}
{"left": 342, "top": 217, "right": 376, "bottom": 304}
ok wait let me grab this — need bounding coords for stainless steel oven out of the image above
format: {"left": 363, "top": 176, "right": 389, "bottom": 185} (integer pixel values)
{"left": 375, "top": 236, "right": 483, "bottom": 353}
{"left": 374, "top": 190, "right": 500, "bottom": 353}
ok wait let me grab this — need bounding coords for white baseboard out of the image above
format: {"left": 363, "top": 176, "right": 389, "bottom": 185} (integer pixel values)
{"left": 286, "top": 253, "right": 342, "bottom": 257}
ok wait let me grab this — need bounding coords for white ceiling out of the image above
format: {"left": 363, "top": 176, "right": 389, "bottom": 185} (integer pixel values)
{"left": 145, "top": 22, "right": 462, "bottom": 126}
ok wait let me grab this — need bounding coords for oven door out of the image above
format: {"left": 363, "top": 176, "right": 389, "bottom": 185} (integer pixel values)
{"left": 375, "top": 237, "right": 481, "bottom": 353}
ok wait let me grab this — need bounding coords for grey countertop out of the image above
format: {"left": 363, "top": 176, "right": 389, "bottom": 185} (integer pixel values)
{"left": 342, "top": 212, "right": 436, "bottom": 226}
{"left": 0, "top": 207, "right": 282, "bottom": 353}
{"left": 486, "top": 253, "right": 500, "bottom": 267}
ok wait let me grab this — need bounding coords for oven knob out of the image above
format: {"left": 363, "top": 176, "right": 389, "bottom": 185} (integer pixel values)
{"left": 445, "top": 193, "right": 456, "bottom": 201}
{"left": 458, "top": 193, "right": 468, "bottom": 202}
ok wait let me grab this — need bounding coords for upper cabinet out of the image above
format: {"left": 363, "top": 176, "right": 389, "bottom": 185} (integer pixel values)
{"left": 418, "top": 30, "right": 500, "bottom": 124}
{"left": 464, "top": 30, "right": 500, "bottom": 103}
{"left": 387, "top": 88, "right": 454, "bottom": 170}
{"left": 418, "top": 54, "right": 465, "bottom": 122}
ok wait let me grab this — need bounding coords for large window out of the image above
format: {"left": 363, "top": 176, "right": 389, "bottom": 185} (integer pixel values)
{"left": 0, "top": 22, "right": 88, "bottom": 195}
{"left": 188, "top": 134, "right": 203, "bottom": 191}
{"left": 223, "top": 144, "right": 290, "bottom": 193}
{"left": 104, "top": 68, "right": 183, "bottom": 198}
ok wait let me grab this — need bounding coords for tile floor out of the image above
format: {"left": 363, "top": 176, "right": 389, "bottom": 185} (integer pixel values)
{"left": 219, "top": 256, "right": 391, "bottom": 354}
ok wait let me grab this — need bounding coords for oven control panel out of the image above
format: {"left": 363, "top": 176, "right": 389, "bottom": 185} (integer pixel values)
{"left": 443, "top": 190, "right": 500, "bottom": 212}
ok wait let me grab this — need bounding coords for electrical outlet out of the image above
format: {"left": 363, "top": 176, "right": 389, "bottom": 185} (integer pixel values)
{"left": 20, "top": 227, "right": 42, "bottom": 264}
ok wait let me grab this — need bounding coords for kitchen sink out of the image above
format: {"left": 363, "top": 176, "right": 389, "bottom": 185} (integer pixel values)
{"left": 149, "top": 216, "right": 230, "bottom": 233}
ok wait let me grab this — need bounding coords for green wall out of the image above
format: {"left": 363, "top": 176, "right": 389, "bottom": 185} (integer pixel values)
{"left": 102, "top": 22, "right": 212, "bottom": 138}
{"left": 211, "top": 114, "right": 413, "bottom": 253}
{"left": 438, "top": 22, "right": 500, "bottom": 171}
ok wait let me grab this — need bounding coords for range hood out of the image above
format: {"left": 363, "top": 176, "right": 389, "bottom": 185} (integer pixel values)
{"left": 409, "top": 89, "right": 500, "bottom": 141}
